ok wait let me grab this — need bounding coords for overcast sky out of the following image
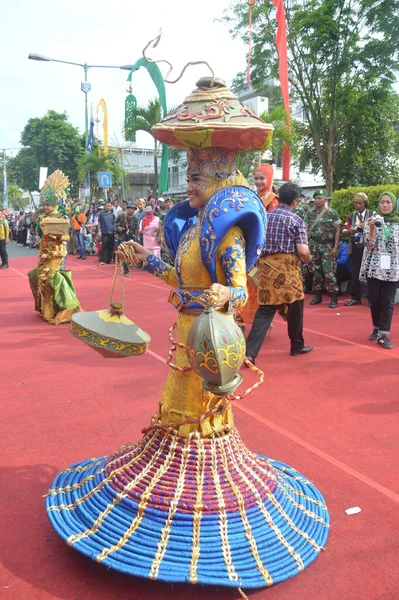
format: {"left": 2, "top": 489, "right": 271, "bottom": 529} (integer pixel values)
{"left": 0, "top": 0, "right": 247, "bottom": 156}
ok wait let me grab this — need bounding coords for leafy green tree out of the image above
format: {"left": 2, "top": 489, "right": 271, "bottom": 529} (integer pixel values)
{"left": 78, "top": 146, "right": 124, "bottom": 200}
{"left": 224, "top": 0, "right": 399, "bottom": 192}
{"left": 124, "top": 99, "right": 162, "bottom": 195}
{"left": 13, "top": 110, "right": 84, "bottom": 197}
{"left": 334, "top": 87, "right": 399, "bottom": 187}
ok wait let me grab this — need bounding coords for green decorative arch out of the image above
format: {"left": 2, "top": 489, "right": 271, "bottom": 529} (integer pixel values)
{"left": 126, "top": 58, "right": 168, "bottom": 195}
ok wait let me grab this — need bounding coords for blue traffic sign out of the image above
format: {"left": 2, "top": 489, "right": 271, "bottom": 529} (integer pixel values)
{"left": 98, "top": 172, "right": 112, "bottom": 188}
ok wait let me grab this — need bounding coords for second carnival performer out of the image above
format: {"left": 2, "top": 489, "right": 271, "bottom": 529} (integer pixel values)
{"left": 46, "top": 78, "right": 329, "bottom": 592}
{"left": 238, "top": 162, "right": 279, "bottom": 328}
{"left": 28, "top": 171, "right": 81, "bottom": 325}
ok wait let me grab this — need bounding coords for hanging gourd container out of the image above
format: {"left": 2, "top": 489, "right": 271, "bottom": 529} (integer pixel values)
{"left": 186, "top": 307, "right": 245, "bottom": 396}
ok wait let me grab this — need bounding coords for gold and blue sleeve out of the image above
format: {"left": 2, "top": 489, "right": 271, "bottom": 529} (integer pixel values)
{"left": 143, "top": 254, "right": 179, "bottom": 288}
{"left": 217, "top": 227, "right": 248, "bottom": 312}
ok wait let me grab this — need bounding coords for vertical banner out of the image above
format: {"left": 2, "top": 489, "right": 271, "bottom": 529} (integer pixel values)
{"left": 3, "top": 159, "right": 7, "bottom": 209}
{"left": 84, "top": 173, "right": 91, "bottom": 197}
{"left": 39, "top": 167, "right": 48, "bottom": 190}
{"left": 87, "top": 105, "right": 95, "bottom": 152}
{"left": 271, "top": 0, "right": 290, "bottom": 180}
{"left": 84, "top": 105, "right": 95, "bottom": 199}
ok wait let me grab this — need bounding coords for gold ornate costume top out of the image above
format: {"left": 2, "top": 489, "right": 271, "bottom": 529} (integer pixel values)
{"left": 144, "top": 222, "right": 247, "bottom": 437}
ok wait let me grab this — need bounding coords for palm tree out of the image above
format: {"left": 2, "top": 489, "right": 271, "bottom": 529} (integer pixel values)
{"left": 124, "top": 98, "right": 163, "bottom": 196}
{"left": 78, "top": 147, "right": 124, "bottom": 200}
{"left": 237, "top": 105, "right": 293, "bottom": 178}
{"left": 260, "top": 104, "right": 293, "bottom": 158}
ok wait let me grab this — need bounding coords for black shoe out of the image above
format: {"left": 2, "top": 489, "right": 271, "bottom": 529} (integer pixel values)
{"left": 82, "top": 257, "right": 87, "bottom": 260}
{"left": 0, "top": 263, "right": 9, "bottom": 269}
{"left": 124, "top": 272, "right": 131, "bottom": 277}
{"left": 344, "top": 299, "right": 361, "bottom": 306}
{"left": 378, "top": 334, "right": 393, "bottom": 349}
{"left": 76, "top": 256, "right": 82, "bottom": 259}
{"left": 245, "top": 355, "right": 256, "bottom": 367}
{"left": 290, "top": 345, "right": 314, "bottom": 357}
{"left": 329, "top": 294, "right": 338, "bottom": 308}
{"left": 310, "top": 294, "right": 322, "bottom": 305}
{"left": 368, "top": 328, "right": 379, "bottom": 341}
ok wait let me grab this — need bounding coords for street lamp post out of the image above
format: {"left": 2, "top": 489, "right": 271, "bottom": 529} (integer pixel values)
{"left": 28, "top": 53, "right": 133, "bottom": 149}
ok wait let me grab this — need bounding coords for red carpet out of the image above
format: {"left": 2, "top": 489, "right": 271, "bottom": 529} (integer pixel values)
{"left": 1, "top": 255, "right": 399, "bottom": 600}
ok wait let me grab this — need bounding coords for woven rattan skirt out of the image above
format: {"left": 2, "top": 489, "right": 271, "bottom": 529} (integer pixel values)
{"left": 46, "top": 427, "right": 329, "bottom": 589}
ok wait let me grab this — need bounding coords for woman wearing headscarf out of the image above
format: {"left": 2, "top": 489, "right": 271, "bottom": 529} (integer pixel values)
{"left": 254, "top": 163, "right": 279, "bottom": 211}
{"left": 360, "top": 192, "right": 399, "bottom": 349}
{"left": 139, "top": 204, "right": 161, "bottom": 257}
{"left": 237, "top": 163, "right": 279, "bottom": 328}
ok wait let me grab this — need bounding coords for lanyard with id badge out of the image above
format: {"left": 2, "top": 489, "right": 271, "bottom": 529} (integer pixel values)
{"left": 380, "top": 223, "right": 393, "bottom": 270}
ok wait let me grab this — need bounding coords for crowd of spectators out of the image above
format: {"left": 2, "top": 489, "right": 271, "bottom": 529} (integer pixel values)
{"left": 2, "top": 184, "right": 398, "bottom": 347}
{"left": 2, "top": 192, "right": 176, "bottom": 272}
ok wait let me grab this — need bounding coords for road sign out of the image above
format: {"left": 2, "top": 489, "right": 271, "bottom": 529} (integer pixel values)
{"left": 81, "top": 82, "right": 91, "bottom": 93}
{"left": 98, "top": 172, "right": 112, "bottom": 188}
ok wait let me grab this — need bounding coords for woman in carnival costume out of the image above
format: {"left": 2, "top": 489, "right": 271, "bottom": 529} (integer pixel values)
{"left": 28, "top": 170, "right": 81, "bottom": 325}
{"left": 46, "top": 79, "right": 329, "bottom": 593}
{"left": 237, "top": 162, "right": 279, "bottom": 328}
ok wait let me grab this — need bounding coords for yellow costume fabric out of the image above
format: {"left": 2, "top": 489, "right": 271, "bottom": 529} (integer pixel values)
{"left": 147, "top": 224, "right": 247, "bottom": 437}
{"left": 28, "top": 211, "right": 81, "bottom": 324}
{"left": 0, "top": 217, "right": 9, "bottom": 241}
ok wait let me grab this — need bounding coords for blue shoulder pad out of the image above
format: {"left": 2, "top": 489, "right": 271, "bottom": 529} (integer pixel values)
{"left": 200, "top": 186, "right": 267, "bottom": 282}
{"left": 163, "top": 200, "right": 198, "bottom": 260}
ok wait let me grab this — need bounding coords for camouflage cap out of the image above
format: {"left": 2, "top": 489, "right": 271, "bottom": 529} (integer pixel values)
{"left": 313, "top": 189, "right": 328, "bottom": 198}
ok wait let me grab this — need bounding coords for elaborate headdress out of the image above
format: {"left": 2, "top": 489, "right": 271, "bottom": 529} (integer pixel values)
{"left": 153, "top": 78, "right": 273, "bottom": 274}
{"left": 41, "top": 170, "right": 70, "bottom": 207}
{"left": 152, "top": 76, "right": 273, "bottom": 166}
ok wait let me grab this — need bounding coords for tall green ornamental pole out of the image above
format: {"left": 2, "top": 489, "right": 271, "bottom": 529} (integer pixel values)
{"left": 125, "top": 58, "right": 169, "bottom": 195}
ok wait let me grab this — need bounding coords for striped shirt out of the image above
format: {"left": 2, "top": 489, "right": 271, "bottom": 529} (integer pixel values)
{"left": 263, "top": 204, "right": 308, "bottom": 255}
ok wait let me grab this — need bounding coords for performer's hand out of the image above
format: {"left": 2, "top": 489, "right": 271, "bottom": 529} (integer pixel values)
{"left": 125, "top": 240, "right": 151, "bottom": 261}
{"left": 331, "top": 247, "right": 338, "bottom": 258}
{"left": 367, "top": 217, "right": 375, "bottom": 234}
{"left": 203, "top": 283, "right": 231, "bottom": 310}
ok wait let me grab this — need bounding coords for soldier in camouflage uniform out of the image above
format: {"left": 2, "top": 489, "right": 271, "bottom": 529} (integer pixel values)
{"left": 296, "top": 197, "right": 313, "bottom": 291}
{"left": 305, "top": 189, "right": 341, "bottom": 308}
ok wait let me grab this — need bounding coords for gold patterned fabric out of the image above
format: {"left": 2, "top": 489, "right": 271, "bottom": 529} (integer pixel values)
{"left": 257, "top": 253, "right": 304, "bottom": 309}
{"left": 153, "top": 224, "right": 247, "bottom": 437}
{"left": 28, "top": 211, "right": 81, "bottom": 325}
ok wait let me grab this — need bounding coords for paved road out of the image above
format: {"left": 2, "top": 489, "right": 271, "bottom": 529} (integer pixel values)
{"left": 5, "top": 241, "right": 38, "bottom": 260}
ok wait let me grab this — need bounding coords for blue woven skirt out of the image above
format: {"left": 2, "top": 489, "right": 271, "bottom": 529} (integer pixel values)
{"left": 46, "top": 427, "right": 329, "bottom": 589}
